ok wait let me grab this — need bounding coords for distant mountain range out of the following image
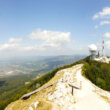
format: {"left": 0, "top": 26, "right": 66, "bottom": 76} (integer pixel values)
{"left": 0, "top": 55, "right": 86, "bottom": 78}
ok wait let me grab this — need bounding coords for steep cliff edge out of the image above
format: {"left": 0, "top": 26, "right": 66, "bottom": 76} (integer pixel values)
{"left": 6, "top": 64, "right": 110, "bottom": 110}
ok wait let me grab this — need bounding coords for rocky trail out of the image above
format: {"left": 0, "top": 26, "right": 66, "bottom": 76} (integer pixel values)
{"left": 48, "top": 64, "right": 110, "bottom": 110}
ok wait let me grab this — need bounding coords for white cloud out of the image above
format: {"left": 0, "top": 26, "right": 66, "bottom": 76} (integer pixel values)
{"left": 100, "top": 20, "right": 110, "bottom": 25}
{"left": 106, "top": 41, "right": 110, "bottom": 49}
{"left": 0, "top": 29, "right": 73, "bottom": 57}
{"left": 0, "top": 38, "right": 22, "bottom": 51}
{"left": 94, "top": 20, "right": 110, "bottom": 29}
{"left": 0, "top": 43, "right": 19, "bottom": 51}
{"left": 28, "top": 29, "right": 71, "bottom": 49}
{"left": 8, "top": 38, "right": 23, "bottom": 43}
{"left": 93, "top": 7, "right": 110, "bottom": 20}
{"left": 28, "top": 29, "right": 71, "bottom": 42}
{"left": 104, "top": 32, "right": 110, "bottom": 38}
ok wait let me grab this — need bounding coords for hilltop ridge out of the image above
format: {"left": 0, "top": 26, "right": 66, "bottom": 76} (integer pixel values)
{"left": 6, "top": 57, "right": 110, "bottom": 110}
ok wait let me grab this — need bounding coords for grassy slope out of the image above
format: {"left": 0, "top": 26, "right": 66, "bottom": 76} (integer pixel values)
{"left": 7, "top": 67, "right": 65, "bottom": 110}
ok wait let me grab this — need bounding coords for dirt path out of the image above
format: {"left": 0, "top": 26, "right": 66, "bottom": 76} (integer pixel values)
{"left": 48, "top": 64, "right": 82, "bottom": 110}
{"left": 75, "top": 68, "right": 110, "bottom": 110}
{"left": 48, "top": 64, "right": 110, "bottom": 110}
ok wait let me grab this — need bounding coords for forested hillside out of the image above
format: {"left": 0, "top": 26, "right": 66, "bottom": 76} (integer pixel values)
{"left": 83, "top": 60, "right": 110, "bottom": 91}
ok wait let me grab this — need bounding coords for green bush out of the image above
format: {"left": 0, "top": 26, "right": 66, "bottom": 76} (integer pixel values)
{"left": 83, "top": 61, "right": 110, "bottom": 91}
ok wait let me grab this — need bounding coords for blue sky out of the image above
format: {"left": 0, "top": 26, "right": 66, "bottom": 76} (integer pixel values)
{"left": 0, "top": 0, "right": 110, "bottom": 57}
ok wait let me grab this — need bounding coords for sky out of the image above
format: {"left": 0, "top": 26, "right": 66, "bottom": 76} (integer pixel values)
{"left": 0, "top": 0, "right": 110, "bottom": 58}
